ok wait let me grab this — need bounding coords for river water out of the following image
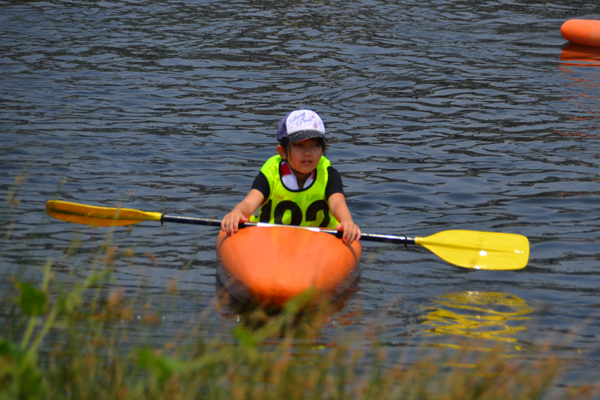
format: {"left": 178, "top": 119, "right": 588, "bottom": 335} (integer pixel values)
{"left": 2, "top": 0, "right": 599, "bottom": 391}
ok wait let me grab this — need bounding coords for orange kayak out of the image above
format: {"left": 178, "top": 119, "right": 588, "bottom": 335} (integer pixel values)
{"left": 561, "top": 19, "right": 600, "bottom": 48}
{"left": 216, "top": 226, "right": 362, "bottom": 308}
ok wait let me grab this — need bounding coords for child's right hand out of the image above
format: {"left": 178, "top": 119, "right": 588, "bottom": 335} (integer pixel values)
{"left": 221, "top": 209, "right": 249, "bottom": 236}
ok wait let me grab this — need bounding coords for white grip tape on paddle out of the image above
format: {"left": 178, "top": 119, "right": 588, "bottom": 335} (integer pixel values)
{"left": 255, "top": 222, "right": 321, "bottom": 232}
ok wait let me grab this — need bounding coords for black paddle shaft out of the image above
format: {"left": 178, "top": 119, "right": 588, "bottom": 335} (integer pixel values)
{"left": 161, "top": 214, "right": 416, "bottom": 245}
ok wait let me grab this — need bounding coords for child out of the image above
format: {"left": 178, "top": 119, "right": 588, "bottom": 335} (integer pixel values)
{"left": 221, "top": 109, "right": 361, "bottom": 244}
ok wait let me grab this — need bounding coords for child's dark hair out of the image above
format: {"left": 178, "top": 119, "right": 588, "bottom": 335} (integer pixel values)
{"left": 279, "top": 137, "right": 327, "bottom": 155}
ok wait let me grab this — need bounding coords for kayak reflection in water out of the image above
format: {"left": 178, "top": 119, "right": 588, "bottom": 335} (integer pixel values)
{"left": 221, "top": 109, "right": 361, "bottom": 245}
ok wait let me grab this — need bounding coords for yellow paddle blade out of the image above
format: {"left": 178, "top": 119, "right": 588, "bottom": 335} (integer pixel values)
{"left": 46, "top": 200, "right": 162, "bottom": 227}
{"left": 415, "top": 230, "right": 529, "bottom": 270}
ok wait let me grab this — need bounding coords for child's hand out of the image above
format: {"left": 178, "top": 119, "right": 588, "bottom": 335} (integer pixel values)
{"left": 335, "top": 221, "right": 361, "bottom": 245}
{"left": 221, "top": 210, "right": 248, "bottom": 236}
{"left": 221, "top": 189, "right": 264, "bottom": 236}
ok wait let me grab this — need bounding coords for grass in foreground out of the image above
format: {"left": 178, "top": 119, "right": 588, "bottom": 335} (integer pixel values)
{"left": 1, "top": 259, "right": 597, "bottom": 400}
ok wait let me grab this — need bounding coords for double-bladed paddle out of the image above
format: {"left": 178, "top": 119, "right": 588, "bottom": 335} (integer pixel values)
{"left": 45, "top": 200, "right": 529, "bottom": 271}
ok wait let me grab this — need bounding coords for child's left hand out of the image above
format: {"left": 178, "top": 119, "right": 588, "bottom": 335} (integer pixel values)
{"left": 335, "top": 221, "right": 361, "bottom": 245}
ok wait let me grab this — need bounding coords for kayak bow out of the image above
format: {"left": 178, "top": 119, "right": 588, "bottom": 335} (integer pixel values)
{"left": 216, "top": 226, "right": 362, "bottom": 307}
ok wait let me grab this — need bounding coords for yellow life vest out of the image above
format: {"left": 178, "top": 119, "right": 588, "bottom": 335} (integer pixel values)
{"left": 250, "top": 155, "right": 339, "bottom": 228}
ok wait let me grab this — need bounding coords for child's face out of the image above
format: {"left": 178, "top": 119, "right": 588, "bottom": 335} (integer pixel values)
{"left": 279, "top": 138, "right": 324, "bottom": 175}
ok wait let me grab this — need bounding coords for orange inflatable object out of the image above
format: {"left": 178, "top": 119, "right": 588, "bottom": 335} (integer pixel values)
{"left": 216, "top": 226, "right": 362, "bottom": 308}
{"left": 561, "top": 19, "right": 600, "bottom": 48}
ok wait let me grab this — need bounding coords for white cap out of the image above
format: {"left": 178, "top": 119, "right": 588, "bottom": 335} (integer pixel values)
{"left": 277, "top": 109, "right": 326, "bottom": 143}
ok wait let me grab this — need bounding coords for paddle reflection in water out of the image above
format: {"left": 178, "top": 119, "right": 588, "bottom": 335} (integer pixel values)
{"left": 420, "top": 292, "right": 534, "bottom": 351}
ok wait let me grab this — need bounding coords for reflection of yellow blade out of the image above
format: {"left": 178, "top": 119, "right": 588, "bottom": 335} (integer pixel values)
{"left": 415, "top": 230, "right": 529, "bottom": 270}
{"left": 46, "top": 200, "right": 162, "bottom": 227}
{"left": 424, "top": 308, "right": 528, "bottom": 343}
{"left": 421, "top": 292, "right": 534, "bottom": 346}
{"left": 435, "top": 292, "right": 534, "bottom": 317}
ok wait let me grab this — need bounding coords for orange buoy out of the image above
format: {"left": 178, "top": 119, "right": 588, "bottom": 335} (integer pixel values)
{"left": 561, "top": 19, "right": 600, "bottom": 48}
{"left": 216, "top": 226, "right": 362, "bottom": 308}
